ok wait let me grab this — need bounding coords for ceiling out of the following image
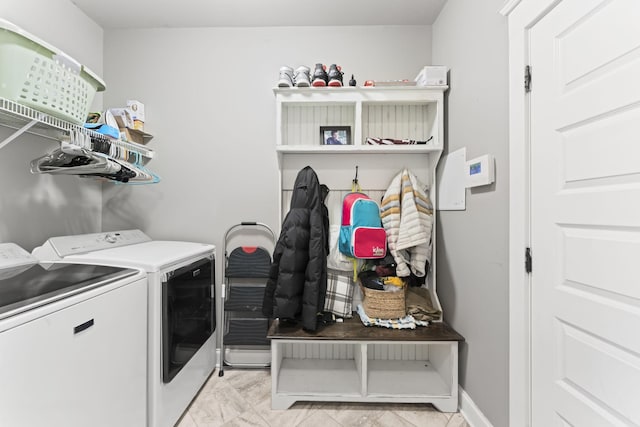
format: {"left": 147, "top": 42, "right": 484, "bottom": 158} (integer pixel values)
{"left": 70, "top": 0, "right": 447, "bottom": 29}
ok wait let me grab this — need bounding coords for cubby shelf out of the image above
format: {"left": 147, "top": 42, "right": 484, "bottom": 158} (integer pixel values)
{"left": 268, "top": 318, "right": 464, "bottom": 411}
{"left": 274, "top": 86, "right": 446, "bottom": 160}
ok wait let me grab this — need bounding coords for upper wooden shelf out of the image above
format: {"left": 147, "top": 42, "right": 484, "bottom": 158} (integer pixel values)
{"left": 273, "top": 85, "right": 448, "bottom": 103}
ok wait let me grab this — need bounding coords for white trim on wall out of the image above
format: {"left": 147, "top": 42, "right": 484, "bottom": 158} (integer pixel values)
{"left": 459, "top": 386, "right": 494, "bottom": 427}
{"left": 505, "top": 3, "right": 530, "bottom": 425}
{"left": 503, "top": 0, "right": 562, "bottom": 426}
{"left": 499, "top": 0, "right": 523, "bottom": 16}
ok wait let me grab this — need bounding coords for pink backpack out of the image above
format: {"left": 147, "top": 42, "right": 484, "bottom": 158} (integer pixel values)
{"left": 339, "top": 192, "right": 387, "bottom": 259}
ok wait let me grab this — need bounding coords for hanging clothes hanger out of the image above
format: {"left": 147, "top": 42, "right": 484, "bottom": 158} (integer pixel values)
{"left": 31, "top": 131, "right": 122, "bottom": 176}
{"left": 29, "top": 127, "right": 158, "bottom": 184}
{"left": 115, "top": 150, "right": 160, "bottom": 184}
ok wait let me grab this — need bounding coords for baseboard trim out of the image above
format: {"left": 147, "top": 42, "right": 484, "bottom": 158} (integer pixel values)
{"left": 459, "top": 386, "right": 493, "bottom": 427}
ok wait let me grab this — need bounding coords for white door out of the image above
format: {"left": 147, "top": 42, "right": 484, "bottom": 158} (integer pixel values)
{"left": 530, "top": 0, "right": 640, "bottom": 425}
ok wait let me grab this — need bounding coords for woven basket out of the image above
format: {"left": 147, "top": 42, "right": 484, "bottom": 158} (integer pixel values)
{"left": 360, "top": 282, "right": 406, "bottom": 319}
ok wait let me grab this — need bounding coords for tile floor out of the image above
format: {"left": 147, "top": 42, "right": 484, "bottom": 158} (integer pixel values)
{"left": 176, "top": 369, "right": 470, "bottom": 427}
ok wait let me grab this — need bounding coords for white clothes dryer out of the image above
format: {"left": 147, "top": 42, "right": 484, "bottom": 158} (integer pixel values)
{"left": 33, "top": 230, "right": 216, "bottom": 427}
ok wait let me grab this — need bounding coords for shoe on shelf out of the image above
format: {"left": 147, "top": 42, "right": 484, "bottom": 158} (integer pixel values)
{"left": 294, "top": 65, "right": 311, "bottom": 87}
{"left": 277, "top": 66, "right": 294, "bottom": 88}
{"left": 311, "top": 63, "right": 328, "bottom": 87}
{"left": 327, "top": 64, "right": 344, "bottom": 87}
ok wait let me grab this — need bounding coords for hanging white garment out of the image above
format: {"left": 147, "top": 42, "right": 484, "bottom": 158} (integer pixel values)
{"left": 380, "top": 168, "right": 433, "bottom": 277}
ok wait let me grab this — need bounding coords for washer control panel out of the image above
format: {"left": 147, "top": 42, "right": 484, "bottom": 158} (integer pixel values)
{"left": 32, "top": 230, "right": 152, "bottom": 259}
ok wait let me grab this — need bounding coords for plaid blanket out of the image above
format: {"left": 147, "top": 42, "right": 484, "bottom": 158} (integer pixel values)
{"left": 323, "top": 270, "right": 355, "bottom": 318}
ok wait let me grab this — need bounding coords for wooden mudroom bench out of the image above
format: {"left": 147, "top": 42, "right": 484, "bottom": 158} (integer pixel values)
{"left": 267, "top": 317, "right": 464, "bottom": 411}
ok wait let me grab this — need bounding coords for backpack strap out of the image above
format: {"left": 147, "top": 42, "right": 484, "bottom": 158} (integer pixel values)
{"left": 352, "top": 167, "right": 360, "bottom": 279}
{"left": 352, "top": 166, "right": 361, "bottom": 192}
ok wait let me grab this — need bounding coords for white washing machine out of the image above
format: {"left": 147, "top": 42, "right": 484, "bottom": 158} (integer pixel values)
{"left": 0, "top": 243, "right": 148, "bottom": 427}
{"left": 33, "top": 230, "right": 216, "bottom": 427}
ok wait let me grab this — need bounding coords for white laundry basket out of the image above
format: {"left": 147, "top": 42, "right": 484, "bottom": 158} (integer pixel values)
{"left": 0, "top": 19, "right": 106, "bottom": 124}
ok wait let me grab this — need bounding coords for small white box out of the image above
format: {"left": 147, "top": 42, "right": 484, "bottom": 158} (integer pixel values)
{"left": 415, "top": 66, "right": 448, "bottom": 86}
{"left": 127, "top": 100, "right": 145, "bottom": 122}
{"left": 108, "top": 108, "right": 134, "bottom": 129}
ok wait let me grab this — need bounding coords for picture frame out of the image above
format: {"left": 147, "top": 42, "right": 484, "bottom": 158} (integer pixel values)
{"left": 320, "top": 126, "right": 351, "bottom": 145}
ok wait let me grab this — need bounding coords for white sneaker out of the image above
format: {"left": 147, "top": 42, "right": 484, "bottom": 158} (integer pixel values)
{"left": 294, "top": 66, "right": 311, "bottom": 87}
{"left": 277, "top": 66, "right": 294, "bottom": 87}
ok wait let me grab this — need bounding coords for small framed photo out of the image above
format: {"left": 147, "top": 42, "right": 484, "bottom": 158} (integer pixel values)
{"left": 320, "top": 126, "right": 351, "bottom": 145}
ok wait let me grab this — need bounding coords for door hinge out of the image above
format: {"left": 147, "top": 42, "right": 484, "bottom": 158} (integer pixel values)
{"left": 525, "top": 247, "right": 532, "bottom": 273}
{"left": 524, "top": 65, "right": 532, "bottom": 92}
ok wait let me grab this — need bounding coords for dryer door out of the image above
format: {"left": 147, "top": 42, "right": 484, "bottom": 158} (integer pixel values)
{"left": 161, "top": 256, "right": 215, "bottom": 383}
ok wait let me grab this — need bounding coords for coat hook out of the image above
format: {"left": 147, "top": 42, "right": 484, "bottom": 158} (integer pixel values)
{"left": 353, "top": 165, "right": 359, "bottom": 185}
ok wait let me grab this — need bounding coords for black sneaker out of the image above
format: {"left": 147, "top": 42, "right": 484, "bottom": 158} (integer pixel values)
{"left": 327, "top": 64, "right": 344, "bottom": 87}
{"left": 311, "top": 63, "right": 328, "bottom": 87}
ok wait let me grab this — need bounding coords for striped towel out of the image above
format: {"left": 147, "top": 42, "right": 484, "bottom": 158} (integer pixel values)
{"left": 356, "top": 304, "right": 416, "bottom": 329}
{"left": 414, "top": 319, "right": 431, "bottom": 327}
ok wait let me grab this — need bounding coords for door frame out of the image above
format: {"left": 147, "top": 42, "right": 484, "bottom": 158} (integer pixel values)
{"left": 500, "top": 0, "right": 562, "bottom": 425}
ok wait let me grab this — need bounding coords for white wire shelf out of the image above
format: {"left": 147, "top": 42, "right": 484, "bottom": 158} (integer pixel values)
{"left": 0, "top": 97, "right": 154, "bottom": 160}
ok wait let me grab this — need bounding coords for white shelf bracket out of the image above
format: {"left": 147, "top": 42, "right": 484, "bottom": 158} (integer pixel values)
{"left": 0, "top": 119, "right": 39, "bottom": 150}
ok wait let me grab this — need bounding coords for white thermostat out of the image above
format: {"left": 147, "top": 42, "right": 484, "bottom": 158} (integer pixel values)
{"left": 465, "top": 154, "right": 495, "bottom": 188}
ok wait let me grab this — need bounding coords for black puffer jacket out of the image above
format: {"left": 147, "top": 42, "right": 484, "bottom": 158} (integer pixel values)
{"left": 262, "top": 166, "right": 329, "bottom": 331}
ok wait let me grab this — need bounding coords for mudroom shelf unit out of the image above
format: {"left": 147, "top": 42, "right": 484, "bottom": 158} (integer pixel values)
{"left": 0, "top": 97, "right": 154, "bottom": 161}
{"left": 268, "top": 318, "right": 464, "bottom": 411}
{"left": 272, "top": 85, "right": 463, "bottom": 412}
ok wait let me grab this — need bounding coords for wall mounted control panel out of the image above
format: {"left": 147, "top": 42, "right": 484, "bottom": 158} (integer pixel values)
{"left": 465, "top": 154, "right": 495, "bottom": 188}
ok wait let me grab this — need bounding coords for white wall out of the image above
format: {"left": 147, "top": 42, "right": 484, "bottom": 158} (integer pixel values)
{"left": 100, "top": 25, "right": 432, "bottom": 257}
{"left": 0, "top": 0, "right": 104, "bottom": 250}
{"left": 432, "top": 1, "right": 509, "bottom": 426}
